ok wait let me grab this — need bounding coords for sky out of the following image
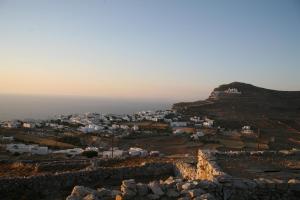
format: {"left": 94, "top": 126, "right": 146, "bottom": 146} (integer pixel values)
{"left": 0, "top": 0, "right": 299, "bottom": 101}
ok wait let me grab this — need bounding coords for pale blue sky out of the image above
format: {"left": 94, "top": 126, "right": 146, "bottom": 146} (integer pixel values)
{"left": 0, "top": 0, "right": 299, "bottom": 101}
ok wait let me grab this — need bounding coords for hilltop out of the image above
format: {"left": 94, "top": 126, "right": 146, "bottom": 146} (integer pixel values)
{"left": 173, "top": 82, "right": 300, "bottom": 120}
{"left": 173, "top": 82, "right": 300, "bottom": 131}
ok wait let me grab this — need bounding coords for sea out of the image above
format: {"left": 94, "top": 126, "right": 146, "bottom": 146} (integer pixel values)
{"left": 0, "top": 94, "right": 173, "bottom": 121}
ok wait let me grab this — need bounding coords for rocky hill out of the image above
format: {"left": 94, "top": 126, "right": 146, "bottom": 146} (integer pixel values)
{"left": 173, "top": 82, "right": 300, "bottom": 122}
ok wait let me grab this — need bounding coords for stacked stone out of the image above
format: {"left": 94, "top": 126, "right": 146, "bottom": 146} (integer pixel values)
{"left": 66, "top": 185, "right": 120, "bottom": 200}
{"left": 115, "top": 177, "right": 217, "bottom": 200}
{"left": 66, "top": 177, "right": 218, "bottom": 200}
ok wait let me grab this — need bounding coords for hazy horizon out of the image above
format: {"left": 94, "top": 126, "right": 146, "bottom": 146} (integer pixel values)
{"left": 0, "top": 94, "right": 174, "bottom": 121}
{"left": 0, "top": 0, "right": 299, "bottom": 101}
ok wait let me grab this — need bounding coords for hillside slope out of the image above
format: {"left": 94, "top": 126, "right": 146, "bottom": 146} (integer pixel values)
{"left": 173, "top": 82, "right": 300, "bottom": 121}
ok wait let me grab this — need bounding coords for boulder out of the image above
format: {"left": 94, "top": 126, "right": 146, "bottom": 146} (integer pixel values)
{"left": 121, "top": 188, "right": 136, "bottom": 199}
{"left": 111, "top": 190, "right": 122, "bottom": 197}
{"left": 166, "top": 188, "right": 180, "bottom": 198}
{"left": 164, "top": 176, "right": 175, "bottom": 184}
{"left": 83, "top": 194, "right": 99, "bottom": 200}
{"left": 176, "top": 182, "right": 185, "bottom": 191}
{"left": 148, "top": 181, "right": 164, "bottom": 196}
{"left": 188, "top": 188, "right": 205, "bottom": 198}
{"left": 66, "top": 195, "right": 81, "bottom": 200}
{"left": 136, "top": 183, "right": 148, "bottom": 196}
{"left": 288, "top": 179, "right": 300, "bottom": 184}
{"left": 164, "top": 176, "right": 176, "bottom": 188}
{"left": 122, "top": 179, "right": 137, "bottom": 190}
{"left": 71, "top": 186, "right": 94, "bottom": 198}
{"left": 97, "top": 188, "right": 111, "bottom": 197}
{"left": 121, "top": 179, "right": 137, "bottom": 199}
{"left": 147, "top": 194, "right": 160, "bottom": 200}
{"left": 198, "top": 193, "right": 216, "bottom": 200}
{"left": 181, "top": 182, "right": 194, "bottom": 190}
{"left": 177, "top": 197, "right": 191, "bottom": 200}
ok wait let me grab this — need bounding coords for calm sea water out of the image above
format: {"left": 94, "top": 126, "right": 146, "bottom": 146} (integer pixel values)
{"left": 0, "top": 94, "right": 172, "bottom": 121}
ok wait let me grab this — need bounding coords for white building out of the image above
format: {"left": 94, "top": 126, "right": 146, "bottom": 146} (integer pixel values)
{"left": 225, "top": 88, "right": 242, "bottom": 94}
{"left": 6, "top": 144, "right": 49, "bottom": 155}
{"left": 23, "top": 122, "right": 36, "bottom": 129}
{"left": 128, "top": 147, "right": 148, "bottom": 157}
{"left": 191, "top": 131, "right": 204, "bottom": 140}
{"left": 4, "top": 121, "right": 21, "bottom": 128}
{"left": 85, "top": 147, "right": 99, "bottom": 152}
{"left": 132, "top": 125, "right": 139, "bottom": 131}
{"left": 1, "top": 136, "right": 14, "bottom": 142}
{"left": 241, "top": 126, "right": 256, "bottom": 137}
{"left": 170, "top": 122, "right": 187, "bottom": 127}
{"left": 53, "top": 148, "right": 83, "bottom": 155}
{"left": 203, "top": 117, "right": 214, "bottom": 128}
{"left": 102, "top": 148, "right": 126, "bottom": 158}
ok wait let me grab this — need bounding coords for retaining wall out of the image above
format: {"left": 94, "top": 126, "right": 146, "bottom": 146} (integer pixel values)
{"left": 195, "top": 150, "right": 300, "bottom": 200}
{"left": 0, "top": 162, "right": 174, "bottom": 200}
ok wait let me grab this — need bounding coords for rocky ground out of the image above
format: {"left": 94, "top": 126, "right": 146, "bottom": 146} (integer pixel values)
{"left": 66, "top": 176, "right": 218, "bottom": 200}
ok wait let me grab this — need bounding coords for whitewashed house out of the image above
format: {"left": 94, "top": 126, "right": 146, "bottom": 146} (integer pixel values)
{"left": 241, "top": 126, "right": 256, "bottom": 137}
{"left": 23, "top": 122, "right": 36, "bottom": 129}
{"left": 1, "top": 136, "right": 14, "bottom": 142}
{"left": 53, "top": 148, "right": 83, "bottom": 155}
{"left": 6, "top": 144, "right": 49, "bottom": 155}
{"left": 102, "top": 148, "right": 126, "bottom": 158}
{"left": 5, "top": 120, "right": 21, "bottom": 128}
{"left": 170, "top": 122, "right": 187, "bottom": 127}
{"left": 85, "top": 147, "right": 99, "bottom": 152}
{"left": 129, "top": 147, "right": 148, "bottom": 157}
{"left": 191, "top": 131, "right": 204, "bottom": 140}
{"left": 132, "top": 125, "right": 139, "bottom": 131}
{"left": 225, "top": 88, "right": 241, "bottom": 94}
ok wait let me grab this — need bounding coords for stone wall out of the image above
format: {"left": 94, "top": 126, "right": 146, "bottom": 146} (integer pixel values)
{"left": 0, "top": 162, "right": 174, "bottom": 200}
{"left": 173, "top": 161, "right": 197, "bottom": 180}
{"left": 197, "top": 150, "right": 226, "bottom": 181}
{"left": 195, "top": 149, "right": 300, "bottom": 200}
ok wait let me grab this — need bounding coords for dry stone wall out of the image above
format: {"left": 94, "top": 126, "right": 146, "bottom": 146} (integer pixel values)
{"left": 0, "top": 162, "right": 174, "bottom": 200}
{"left": 173, "top": 161, "right": 197, "bottom": 180}
{"left": 194, "top": 149, "right": 300, "bottom": 200}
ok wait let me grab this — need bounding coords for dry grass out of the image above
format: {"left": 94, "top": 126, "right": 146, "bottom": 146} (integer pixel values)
{"left": 218, "top": 138, "right": 244, "bottom": 149}
{"left": 12, "top": 134, "right": 74, "bottom": 149}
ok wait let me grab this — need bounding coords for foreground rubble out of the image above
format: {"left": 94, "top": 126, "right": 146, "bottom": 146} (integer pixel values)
{"left": 66, "top": 176, "right": 217, "bottom": 200}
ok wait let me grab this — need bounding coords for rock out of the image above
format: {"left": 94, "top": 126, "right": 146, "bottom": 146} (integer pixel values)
{"left": 177, "top": 197, "right": 191, "bottom": 200}
{"left": 164, "top": 176, "right": 175, "bottom": 184}
{"left": 111, "top": 190, "right": 122, "bottom": 197}
{"left": 176, "top": 182, "right": 185, "bottom": 191}
{"left": 83, "top": 194, "right": 99, "bottom": 200}
{"left": 181, "top": 182, "right": 194, "bottom": 190}
{"left": 232, "top": 179, "right": 248, "bottom": 189}
{"left": 198, "top": 193, "right": 216, "bottom": 200}
{"left": 147, "top": 194, "right": 160, "bottom": 200}
{"left": 166, "top": 188, "right": 180, "bottom": 198}
{"left": 122, "top": 179, "right": 137, "bottom": 190}
{"left": 188, "top": 188, "right": 205, "bottom": 198}
{"left": 136, "top": 183, "right": 148, "bottom": 196}
{"left": 174, "top": 178, "right": 183, "bottom": 183}
{"left": 66, "top": 195, "right": 81, "bottom": 200}
{"left": 288, "top": 179, "right": 300, "bottom": 184}
{"left": 121, "top": 179, "right": 137, "bottom": 199}
{"left": 121, "top": 188, "right": 136, "bottom": 199}
{"left": 97, "top": 188, "right": 111, "bottom": 197}
{"left": 165, "top": 177, "right": 176, "bottom": 188}
{"left": 71, "top": 186, "right": 94, "bottom": 198}
{"left": 148, "top": 181, "right": 164, "bottom": 196}
{"left": 197, "top": 180, "right": 217, "bottom": 191}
